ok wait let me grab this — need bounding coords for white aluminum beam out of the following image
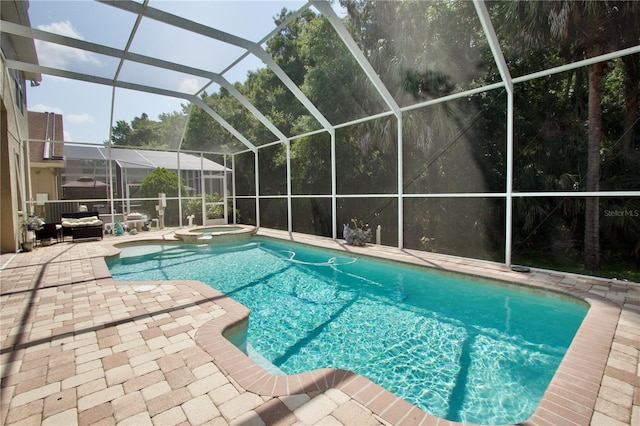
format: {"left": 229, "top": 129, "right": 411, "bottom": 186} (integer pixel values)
{"left": 242, "top": 190, "right": 639, "bottom": 199}
{"left": 99, "top": 0, "right": 334, "bottom": 132}
{"left": 220, "top": 2, "right": 313, "bottom": 78}
{"left": 107, "top": 86, "right": 117, "bottom": 226}
{"left": 473, "top": 0, "right": 515, "bottom": 266}
{"left": 98, "top": 0, "right": 256, "bottom": 50}
{"left": 512, "top": 45, "right": 640, "bottom": 85}
{"left": 402, "top": 82, "right": 505, "bottom": 112}
{"left": 248, "top": 49, "right": 334, "bottom": 131}
{"left": 215, "top": 79, "right": 289, "bottom": 143}
{"left": 177, "top": 148, "right": 183, "bottom": 227}
{"left": 313, "top": 0, "right": 401, "bottom": 118}
{"left": 5, "top": 59, "right": 191, "bottom": 99}
{"left": 112, "top": 1, "right": 146, "bottom": 82}
{"left": 330, "top": 130, "right": 337, "bottom": 239}
{"left": 223, "top": 155, "right": 229, "bottom": 223}
{"left": 255, "top": 151, "right": 261, "bottom": 228}
{"left": 189, "top": 97, "right": 258, "bottom": 153}
{"left": 397, "top": 116, "right": 403, "bottom": 248}
{"left": 1, "top": 20, "right": 289, "bottom": 145}
{"left": 473, "top": 0, "right": 513, "bottom": 94}
{"left": 232, "top": 155, "right": 237, "bottom": 225}
{"left": 286, "top": 143, "right": 292, "bottom": 234}
{"left": 5, "top": 59, "right": 259, "bottom": 153}
{"left": 512, "top": 191, "right": 640, "bottom": 198}
{"left": 201, "top": 154, "right": 206, "bottom": 225}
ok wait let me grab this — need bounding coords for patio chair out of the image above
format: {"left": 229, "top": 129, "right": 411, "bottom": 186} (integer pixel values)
{"left": 35, "top": 223, "right": 62, "bottom": 245}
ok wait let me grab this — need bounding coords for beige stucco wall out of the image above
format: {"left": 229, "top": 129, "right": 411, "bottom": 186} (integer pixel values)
{"left": 30, "top": 165, "right": 61, "bottom": 218}
{"left": 1, "top": 56, "right": 31, "bottom": 253}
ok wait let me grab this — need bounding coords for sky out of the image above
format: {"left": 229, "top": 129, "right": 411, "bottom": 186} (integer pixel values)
{"left": 25, "top": 0, "right": 316, "bottom": 145}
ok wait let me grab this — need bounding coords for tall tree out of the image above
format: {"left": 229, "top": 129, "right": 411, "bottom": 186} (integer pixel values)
{"left": 616, "top": 2, "right": 640, "bottom": 153}
{"left": 109, "top": 112, "right": 187, "bottom": 149}
{"left": 109, "top": 120, "right": 132, "bottom": 146}
{"left": 498, "top": 1, "right": 636, "bottom": 271}
{"left": 129, "top": 113, "right": 161, "bottom": 148}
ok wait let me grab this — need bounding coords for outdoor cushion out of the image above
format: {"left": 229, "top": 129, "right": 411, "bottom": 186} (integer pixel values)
{"left": 62, "top": 217, "right": 103, "bottom": 227}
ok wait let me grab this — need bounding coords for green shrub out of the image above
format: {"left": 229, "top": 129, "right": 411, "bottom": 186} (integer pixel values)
{"left": 139, "top": 168, "right": 187, "bottom": 226}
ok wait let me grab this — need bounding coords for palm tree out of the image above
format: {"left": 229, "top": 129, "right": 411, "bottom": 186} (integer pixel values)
{"left": 621, "top": 53, "right": 639, "bottom": 153}
{"left": 498, "top": 1, "right": 637, "bottom": 271}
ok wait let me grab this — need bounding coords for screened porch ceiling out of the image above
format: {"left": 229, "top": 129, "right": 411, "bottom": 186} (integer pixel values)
{"left": 3, "top": 0, "right": 639, "bottom": 155}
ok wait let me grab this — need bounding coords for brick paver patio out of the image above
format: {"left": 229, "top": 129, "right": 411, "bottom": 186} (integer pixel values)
{"left": 1, "top": 228, "right": 638, "bottom": 425}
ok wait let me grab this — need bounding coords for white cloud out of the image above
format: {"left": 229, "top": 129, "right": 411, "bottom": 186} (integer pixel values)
{"left": 29, "top": 104, "right": 64, "bottom": 114}
{"left": 63, "top": 130, "right": 72, "bottom": 141}
{"left": 66, "top": 113, "right": 95, "bottom": 124}
{"left": 36, "top": 21, "right": 101, "bottom": 69}
{"left": 39, "top": 20, "right": 80, "bottom": 38}
{"left": 179, "top": 78, "right": 201, "bottom": 94}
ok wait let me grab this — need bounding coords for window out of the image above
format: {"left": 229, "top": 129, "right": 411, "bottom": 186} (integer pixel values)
{"left": 13, "top": 72, "right": 25, "bottom": 114}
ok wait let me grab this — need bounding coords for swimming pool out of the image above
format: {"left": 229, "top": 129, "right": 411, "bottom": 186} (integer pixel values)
{"left": 106, "top": 239, "right": 587, "bottom": 424}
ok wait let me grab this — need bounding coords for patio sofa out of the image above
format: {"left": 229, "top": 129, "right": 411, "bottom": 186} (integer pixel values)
{"left": 61, "top": 211, "right": 104, "bottom": 242}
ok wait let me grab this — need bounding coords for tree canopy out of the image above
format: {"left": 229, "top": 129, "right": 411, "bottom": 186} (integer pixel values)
{"left": 108, "top": 108, "right": 190, "bottom": 150}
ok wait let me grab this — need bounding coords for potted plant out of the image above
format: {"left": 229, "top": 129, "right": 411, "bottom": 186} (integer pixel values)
{"left": 21, "top": 214, "right": 45, "bottom": 252}
{"left": 343, "top": 217, "right": 372, "bottom": 246}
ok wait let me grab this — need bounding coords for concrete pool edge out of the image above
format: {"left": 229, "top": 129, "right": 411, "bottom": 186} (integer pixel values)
{"left": 98, "top": 229, "right": 625, "bottom": 425}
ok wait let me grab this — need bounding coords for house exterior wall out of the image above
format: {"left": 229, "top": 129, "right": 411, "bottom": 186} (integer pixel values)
{"left": 30, "top": 167, "right": 61, "bottom": 217}
{"left": 1, "top": 0, "right": 42, "bottom": 253}
{"left": 0, "top": 58, "right": 30, "bottom": 253}
{"left": 28, "top": 112, "right": 65, "bottom": 216}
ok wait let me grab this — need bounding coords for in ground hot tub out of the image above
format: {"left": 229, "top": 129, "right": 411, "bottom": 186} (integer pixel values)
{"left": 174, "top": 225, "right": 254, "bottom": 244}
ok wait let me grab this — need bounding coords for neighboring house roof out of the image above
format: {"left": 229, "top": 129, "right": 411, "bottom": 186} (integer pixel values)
{"left": 62, "top": 177, "right": 109, "bottom": 188}
{"left": 64, "top": 144, "right": 232, "bottom": 173}
{"left": 28, "top": 111, "right": 65, "bottom": 167}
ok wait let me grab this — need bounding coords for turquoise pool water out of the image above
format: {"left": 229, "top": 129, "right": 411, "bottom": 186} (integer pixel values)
{"left": 106, "top": 239, "right": 587, "bottom": 424}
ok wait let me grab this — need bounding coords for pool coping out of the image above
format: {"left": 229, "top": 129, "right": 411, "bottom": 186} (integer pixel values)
{"left": 99, "top": 228, "right": 624, "bottom": 425}
{"left": 172, "top": 224, "right": 255, "bottom": 244}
